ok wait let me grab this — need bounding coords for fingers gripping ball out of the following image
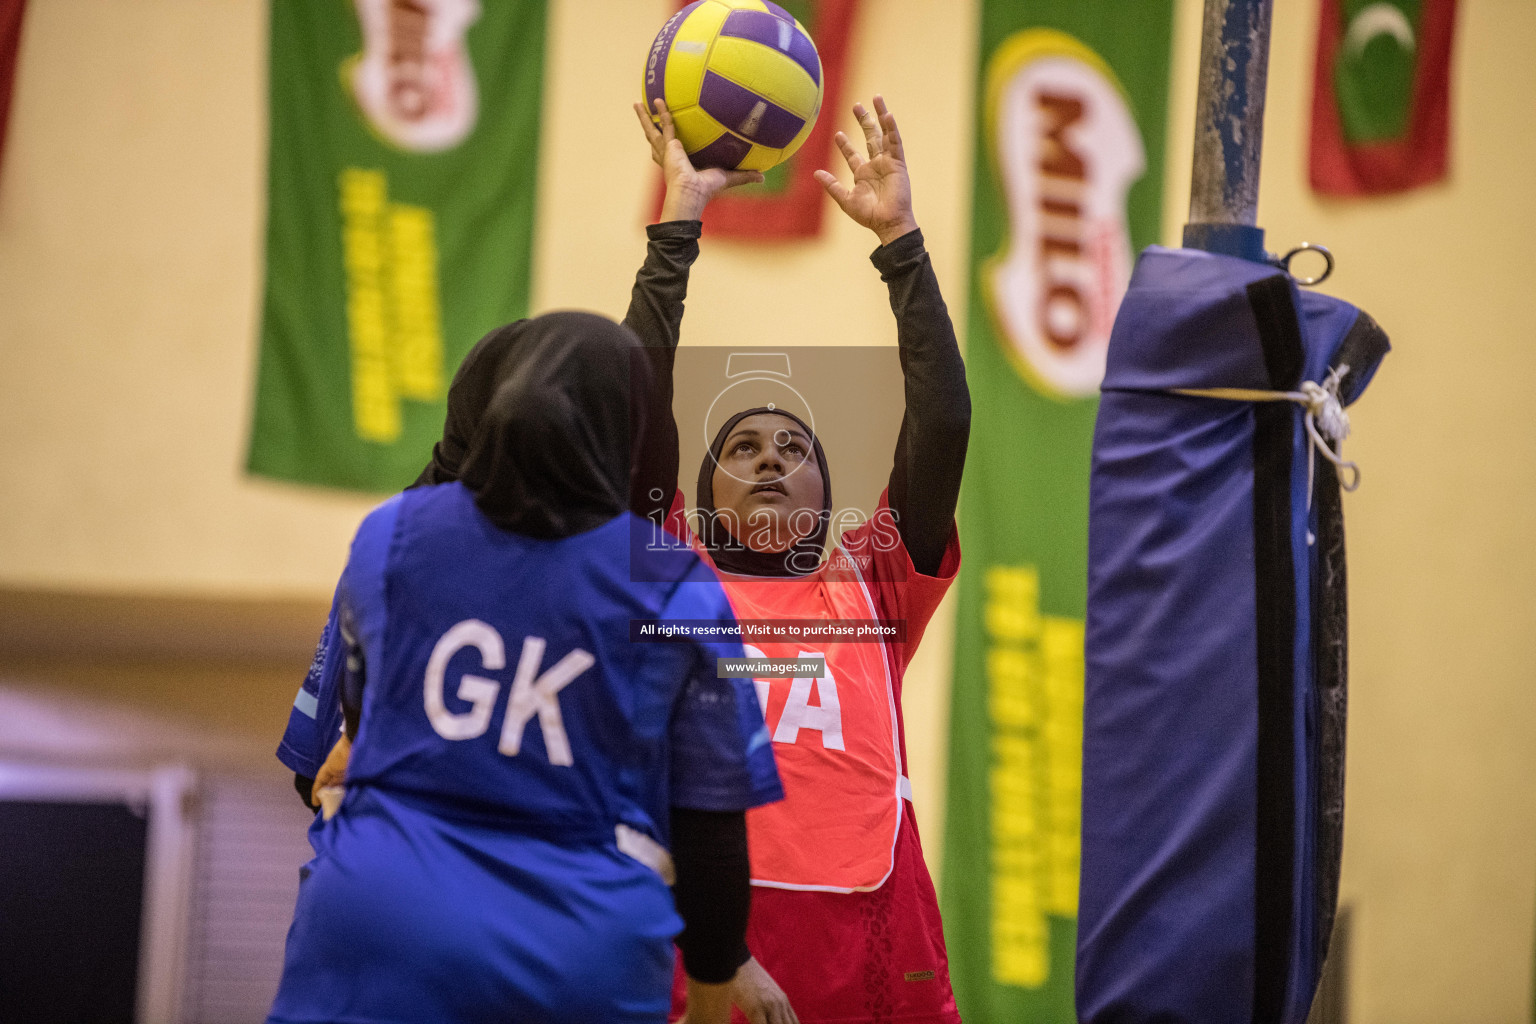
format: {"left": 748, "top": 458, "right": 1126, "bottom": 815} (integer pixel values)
{"left": 643, "top": 1, "right": 824, "bottom": 171}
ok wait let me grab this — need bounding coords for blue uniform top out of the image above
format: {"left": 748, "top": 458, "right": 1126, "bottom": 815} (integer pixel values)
{"left": 268, "top": 482, "right": 780, "bottom": 1024}
{"left": 284, "top": 481, "right": 781, "bottom": 837}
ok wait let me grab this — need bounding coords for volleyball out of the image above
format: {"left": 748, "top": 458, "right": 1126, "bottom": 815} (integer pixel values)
{"left": 642, "top": 1, "right": 824, "bottom": 171}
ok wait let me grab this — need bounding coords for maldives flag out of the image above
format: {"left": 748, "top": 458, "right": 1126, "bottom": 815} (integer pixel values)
{"left": 1310, "top": 0, "right": 1457, "bottom": 196}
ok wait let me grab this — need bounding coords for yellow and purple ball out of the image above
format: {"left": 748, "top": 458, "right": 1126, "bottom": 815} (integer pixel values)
{"left": 643, "top": 0, "right": 824, "bottom": 171}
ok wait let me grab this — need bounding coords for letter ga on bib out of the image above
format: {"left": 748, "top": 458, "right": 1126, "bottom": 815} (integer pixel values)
{"left": 719, "top": 548, "right": 904, "bottom": 892}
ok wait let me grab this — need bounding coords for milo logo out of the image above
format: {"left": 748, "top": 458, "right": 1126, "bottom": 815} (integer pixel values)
{"left": 346, "top": 0, "right": 481, "bottom": 153}
{"left": 982, "top": 30, "right": 1144, "bottom": 399}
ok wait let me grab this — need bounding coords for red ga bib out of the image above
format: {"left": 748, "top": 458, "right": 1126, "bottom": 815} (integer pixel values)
{"left": 715, "top": 548, "right": 906, "bottom": 893}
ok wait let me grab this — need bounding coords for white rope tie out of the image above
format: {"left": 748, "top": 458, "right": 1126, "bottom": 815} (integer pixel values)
{"left": 1172, "top": 365, "right": 1360, "bottom": 544}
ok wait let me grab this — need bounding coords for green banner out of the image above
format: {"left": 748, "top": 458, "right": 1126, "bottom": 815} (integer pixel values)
{"left": 941, "top": 4, "right": 1173, "bottom": 1021}
{"left": 248, "top": 0, "right": 547, "bottom": 491}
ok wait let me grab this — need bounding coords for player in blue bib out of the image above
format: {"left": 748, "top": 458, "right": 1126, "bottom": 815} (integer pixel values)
{"left": 266, "top": 313, "right": 782, "bottom": 1024}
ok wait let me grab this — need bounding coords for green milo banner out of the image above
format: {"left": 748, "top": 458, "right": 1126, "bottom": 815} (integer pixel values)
{"left": 248, "top": 0, "right": 547, "bottom": 491}
{"left": 941, "top": 4, "right": 1174, "bottom": 1021}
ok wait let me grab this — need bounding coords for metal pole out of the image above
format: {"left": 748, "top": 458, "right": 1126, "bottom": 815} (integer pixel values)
{"left": 1182, "top": 0, "right": 1275, "bottom": 262}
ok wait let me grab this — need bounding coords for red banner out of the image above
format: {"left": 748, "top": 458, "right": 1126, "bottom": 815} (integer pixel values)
{"left": 0, "top": 0, "right": 25, "bottom": 178}
{"left": 652, "top": 0, "right": 859, "bottom": 240}
{"left": 1309, "top": 0, "right": 1457, "bottom": 196}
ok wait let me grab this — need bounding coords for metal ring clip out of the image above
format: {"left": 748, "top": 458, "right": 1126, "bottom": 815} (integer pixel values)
{"left": 1278, "top": 243, "right": 1335, "bottom": 286}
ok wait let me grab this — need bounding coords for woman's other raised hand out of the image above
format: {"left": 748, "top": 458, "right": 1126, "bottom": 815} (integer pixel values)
{"left": 814, "top": 95, "right": 919, "bottom": 247}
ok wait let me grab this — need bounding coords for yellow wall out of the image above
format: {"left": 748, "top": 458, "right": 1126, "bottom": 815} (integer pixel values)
{"left": 0, "top": 1, "right": 1532, "bottom": 1021}
{"left": 0, "top": 0, "right": 376, "bottom": 593}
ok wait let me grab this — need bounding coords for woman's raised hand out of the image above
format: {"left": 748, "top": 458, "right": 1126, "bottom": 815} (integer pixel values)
{"left": 814, "top": 95, "right": 919, "bottom": 247}
{"left": 635, "top": 98, "right": 764, "bottom": 223}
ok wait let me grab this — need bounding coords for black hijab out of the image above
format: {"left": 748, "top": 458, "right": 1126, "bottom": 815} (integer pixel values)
{"left": 417, "top": 312, "right": 651, "bottom": 539}
{"left": 695, "top": 407, "right": 832, "bottom": 577}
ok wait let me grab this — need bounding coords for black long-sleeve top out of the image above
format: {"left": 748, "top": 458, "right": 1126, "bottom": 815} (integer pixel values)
{"left": 625, "top": 220, "right": 970, "bottom": 577}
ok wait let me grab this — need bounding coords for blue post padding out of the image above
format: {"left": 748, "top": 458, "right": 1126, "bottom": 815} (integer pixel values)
{"left": 1078, "top": 246, "right": 1388, "bottom": 1024}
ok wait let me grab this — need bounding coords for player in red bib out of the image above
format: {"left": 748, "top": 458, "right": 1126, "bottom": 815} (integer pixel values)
{"left": 630, "top": 94, "right": 970, "bottom": 1024}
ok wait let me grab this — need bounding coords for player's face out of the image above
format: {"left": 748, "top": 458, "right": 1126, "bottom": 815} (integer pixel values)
{"left": 710, "top": 413, "right": 825, "bottom": 554}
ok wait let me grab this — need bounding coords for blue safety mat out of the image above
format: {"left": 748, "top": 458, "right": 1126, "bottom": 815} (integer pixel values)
{"left": 1079, "top": 246, "right": 1389, "bottom": 1024}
